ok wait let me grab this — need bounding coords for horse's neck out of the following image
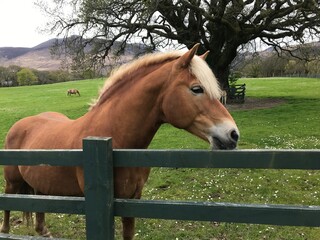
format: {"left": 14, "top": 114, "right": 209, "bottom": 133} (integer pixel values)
{"left": 78, "top": 67, "right": 170, "bottom": 148}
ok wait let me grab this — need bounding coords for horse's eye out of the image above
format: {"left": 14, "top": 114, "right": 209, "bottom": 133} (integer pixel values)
{"left": 191, "top": 86, "right": 204, "bottom": 94}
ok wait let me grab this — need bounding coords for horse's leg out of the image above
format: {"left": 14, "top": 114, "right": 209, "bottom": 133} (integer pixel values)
{"left": 33, "top": 190, "right": 52, "bottom": 238}
{"left": 122, "top": 217, "right": 135, "bottom": 240}
{"left": 35, "top": 212, "right": 52, "bottom": 237}
{"left": 121, "top": 174, "right": 149, "bottom": 240}
{"left": 23, "top": 212, "right": 33, "bottom": 227}
{"left": 114, "top": 167, "right": 150, "bottom": 240}
{"left": 22, "top": 183, "right": 34, "bottom": 227}
{"left": 0, "top": 210, "right": 10, "bottom": 233}
{"left": 1, "top": 180, "right": 12, "bottom": 233}
{"left": 1, "top": 166, "right": 29, "bottom": 233}
{"left": 0, "top": 183, "right": 21, "bottom": 233}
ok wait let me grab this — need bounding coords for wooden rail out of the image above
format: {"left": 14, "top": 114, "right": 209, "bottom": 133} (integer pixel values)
{"left": 0, "top": 137, "right": 319, "bottom": 239}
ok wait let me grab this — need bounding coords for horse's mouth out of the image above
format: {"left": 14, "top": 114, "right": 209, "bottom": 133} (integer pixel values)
{"left": 211, "top": 137, "right": 237, "bottom": 150}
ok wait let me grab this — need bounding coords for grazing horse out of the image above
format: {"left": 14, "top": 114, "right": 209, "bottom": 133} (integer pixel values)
{"left": 67, "top": 89, "right": 80, "bottom": 96}
{"left": 1, "top": 44, "right": 239, "bottom": 239}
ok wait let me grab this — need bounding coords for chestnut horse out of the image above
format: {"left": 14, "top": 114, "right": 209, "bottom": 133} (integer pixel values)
{"left": 67, "top": 88, "right": 80, "bottom": 96}
{"left": 1, "top": 44, "right": 239, "bottom": 239}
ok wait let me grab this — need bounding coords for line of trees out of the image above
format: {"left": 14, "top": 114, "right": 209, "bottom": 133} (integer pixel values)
{"left": 234, "top": 44, "right": 320, "bottom": 78}
{"left": 0, "top": 65, "right": 100, "bottom": 87}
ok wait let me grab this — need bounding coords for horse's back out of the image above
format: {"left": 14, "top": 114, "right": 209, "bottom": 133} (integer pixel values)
{"left": 5, "top": 112, "right": 71, "bottom": 149}
{"left": 37, "top": 112, "right": 70, "bottom": 121}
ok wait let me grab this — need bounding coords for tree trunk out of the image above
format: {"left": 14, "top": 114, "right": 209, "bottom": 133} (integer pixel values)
{"left": 212, "top": 66, "right": 230, "bottom": 90}
{"left": 205, "top": 54, "right": 230, "bottom": 90}
{"left": 200, "top": 40, "right": 239, "bottom": 91}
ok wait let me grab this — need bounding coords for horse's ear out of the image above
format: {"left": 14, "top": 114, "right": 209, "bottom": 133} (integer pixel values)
{"left": 176, "top": 43, "right": 200, "bottom": 68}
{"left": 199, "top": 50, "right": 210, "bottom": 60}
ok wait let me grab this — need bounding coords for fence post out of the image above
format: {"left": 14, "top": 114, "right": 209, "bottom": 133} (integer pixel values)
{"left": 83, "top": 137, "right": 114, "bottom": 240}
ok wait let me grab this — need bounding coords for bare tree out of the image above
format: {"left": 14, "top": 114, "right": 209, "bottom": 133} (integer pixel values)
{"left": 38, "top": 0, "right": 320, "bottom": 87}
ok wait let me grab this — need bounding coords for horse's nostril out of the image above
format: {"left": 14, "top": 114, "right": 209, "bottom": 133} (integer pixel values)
{"left": 230, "top": 130, "right": 239, "bottom": 142}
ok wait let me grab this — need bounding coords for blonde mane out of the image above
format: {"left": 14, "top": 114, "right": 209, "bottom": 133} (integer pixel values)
{"left": 90, "top": 50, "right": 221, "bottom": 109}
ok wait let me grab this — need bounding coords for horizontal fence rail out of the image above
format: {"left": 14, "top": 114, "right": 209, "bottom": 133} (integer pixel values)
{"left": 0, "top": 194, "right": 85, "bottom": 214}
{"left": 0, "top": 150, "right": 83, "bottom": 166}
{"left": 114, "top": 199, "right": 320, "bottom": 227}
{"left": 113, "top": 149, "right": 320, "bottom": 169}
{"left": 1, "top": 149, "right": 319, "bottom": 168}
{"left": 0, "top": 137, "right": 320, "bottom": 240}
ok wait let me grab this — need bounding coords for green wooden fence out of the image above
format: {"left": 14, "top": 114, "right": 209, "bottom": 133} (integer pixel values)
{"left": 0, "top": 137, "right": 320, "bottom": 239}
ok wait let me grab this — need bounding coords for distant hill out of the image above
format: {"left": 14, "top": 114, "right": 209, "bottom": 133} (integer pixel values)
{"left": 0, "top": 39, "right": 62, "bottom": 71}
{"left": 0, "top": 38, "right": 149, "bottom": 71}
{"left": 0, "top": 47, "right": 31, "bottom": 59}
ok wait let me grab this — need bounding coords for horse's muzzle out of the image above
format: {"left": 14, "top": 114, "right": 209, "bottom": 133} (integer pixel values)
{"left": 210, "top": 129, "right": 239, "bottom": 150}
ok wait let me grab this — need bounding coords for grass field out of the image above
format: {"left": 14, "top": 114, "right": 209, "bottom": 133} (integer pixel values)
{"left": 0, "top": 77, "right": 320, "bottom": 239}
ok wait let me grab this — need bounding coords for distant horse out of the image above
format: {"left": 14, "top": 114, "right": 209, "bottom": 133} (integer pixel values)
{"left": 67, "top": 89, "right": 80, "bottom": 96}
{"left": 1, "top": 44, "right": 239, "bottom": 239}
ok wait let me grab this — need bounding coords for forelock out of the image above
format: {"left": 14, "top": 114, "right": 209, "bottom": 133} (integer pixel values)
{"left": 190, "top": 56, "right": 221, "bottom": 99}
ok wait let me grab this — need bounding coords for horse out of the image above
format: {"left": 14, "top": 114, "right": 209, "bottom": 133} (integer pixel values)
{"left": 67, "top": 89, "right": 80, "bottom": 96}
{"left": 1, "top": 44, "right": 239, "bottom": 239}
{"left": 220, "top": 90, "right": 227, "bottom": 105}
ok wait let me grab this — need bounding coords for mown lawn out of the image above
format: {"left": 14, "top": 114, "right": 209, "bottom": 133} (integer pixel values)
{"left": 0, "top": 77, "right": 320, "bottom": 239}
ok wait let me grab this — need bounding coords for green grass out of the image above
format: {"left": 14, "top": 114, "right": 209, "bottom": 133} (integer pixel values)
{"left": 0, "top": 79, "right": 105, "bottom": 148}
{"left": 234, "top": 78, "right": 320, "bottom": 149}
{"left": 0, "top": 77, "right": 320, "bottom": 239}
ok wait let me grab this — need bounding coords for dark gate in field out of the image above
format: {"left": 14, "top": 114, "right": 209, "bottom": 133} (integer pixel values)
{"left": 0, "top": 137, "right": 320, "bottom": 239}
{"left": 227, "top": 83, "right": 246, "bottom": 103}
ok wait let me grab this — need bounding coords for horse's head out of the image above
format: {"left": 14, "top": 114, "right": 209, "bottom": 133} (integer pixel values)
{"left": 161, "top": 44, "right": 239, "bottom": 150}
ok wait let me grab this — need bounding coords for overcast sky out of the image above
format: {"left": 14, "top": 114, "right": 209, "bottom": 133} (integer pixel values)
{"left": 0, "top": 0, "right": 55, "bottom": 48}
